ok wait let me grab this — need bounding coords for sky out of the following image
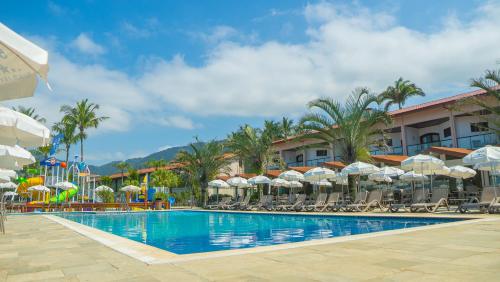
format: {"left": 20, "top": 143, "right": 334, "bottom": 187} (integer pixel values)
{"left": 2, "top": 0, "right": 500, "bottom": 165}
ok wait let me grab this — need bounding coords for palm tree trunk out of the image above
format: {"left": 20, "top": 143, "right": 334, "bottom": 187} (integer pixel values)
{"left": 65, "top": 144, "right": 70, "bottom": 164}
{"left": 80, "top": 134, "right": 84, "bottom": 162}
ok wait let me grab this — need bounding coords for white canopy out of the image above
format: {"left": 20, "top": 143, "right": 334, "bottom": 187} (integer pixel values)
{"left": 120, "top": 185, "right": 141, "bottom": 192}
{"left": 0, "top": 23, "right": 50, "bottom": 101}
{"left": 28, "top": 185, "right": 50, "bottom": 192}
{"left": 401, "top": 154, "right": 445, "bottom": 173}
{"left": 473, "top": 161, "right": 500, "bottom": 172}
{"left": 278, "top": 170, "right": 305, "bottom": 181}
{"left": 448, "top": 165, "right": 477, "bottom": 179}
{"left": 248, "top": 175, "right": 271, "bottom": 185}
{"left": 311, "top": 179, "right": 333, "bottom": 187}
{"left": 0, "top": 144, "right": 35, "bottom": 169}
{"left": 0, "top": 168, "right": 17, "bottom": 178}
{"left": 2, "top": 191, "right": 17, "bottom": 197}
{"left": 0, "top": 181, "right": 18, "bottom": 190}
{"left": 0, "top": 106, "right": 51, "bottom": 147}
{"left": 304, "top": 167, "right": 336, "bottom": 182}
{"left": 288, "top": 180, "right": 303, "bottom": 188}
{"left": 95, "top": 185, "right": 113, "bottom": 192}
{"left": 341, "top": 162, "right": 379, "bottom": 175}
{"left": 226, "top": 176, "right": 249, "bottom": 188}
{"left": 373, "top": 166, "right": 404, "bottom": 177}
{"left": 368, "top": 174, "right": 393, "bottom": 183}
{"left": 54, "top": 181, "right": 77, "bottom": 190}
{"left": 0, "top": 175, "right": 10, "bottom": 183}
{"left": 463, "top": 145, "right": 500, "bottom": 165}
{"left": 271, "top": 178, "right": 290, "bottom": 187}
{"left": 400, "top": 171, "right": 429, "bottom": 181}
{"left": 208, "top": 179, "right": 230, "bottom": 188}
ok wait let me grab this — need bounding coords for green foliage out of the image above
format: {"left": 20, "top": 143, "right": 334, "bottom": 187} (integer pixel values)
{"left": 99, "top": 176, "right": 113, "bottom": 186}
{"left": 52, "top": 120, "right": 78, "bottom": 163}
{"left": 12, "top": 106, "right": 46, "bottom": 123}
{"left": 145, "top": 159, "right": 167, "bottom": 169}
{"left": 150, "top": 169, "right": 180, "bottom": 188}
{"left": 468, "top": 68, "right": 500, "bottom": 135}
{"left": 154, "top": 191, "right": 168, "bottom": 201}
{"left": 96, "top": 190, "right": 114, "bottom": 203}
{"left": 378, "top": 77, "right": 425, "bottom": 110}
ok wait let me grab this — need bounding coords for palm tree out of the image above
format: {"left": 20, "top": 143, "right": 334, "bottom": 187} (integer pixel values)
{"left": 379, "top": 77, "right": 425, "bottom": 110}
{"left": 279, "top": 117, "right": 296, "bottom": 140}
{"left": 226, "top": 124, "right": 278, "bottom": 174}
{"left": 52, "top": 120, "right": 78, "bottom": 164}
{"left": 145, "top": 159, "right": 167, "bottom": 170}
{"left": 300, "top": 88, "right": 392, "bottom": 163}
{"left": 176, "top": 138, "right": 230, "bottom": 207}
{"left": 150, "top": 169, "right": 180, "bottom": 193}
{"left": 113, "top": 162, "right": 131, "bottom": 186}
{"left": 60, "top": 99, "right": 108, "bottom": 162}
{"left": 469, "top": 69, "right": 500, "bottom": 135}
{"left": 12, "top": 106, "right": 46, "bottom": 123}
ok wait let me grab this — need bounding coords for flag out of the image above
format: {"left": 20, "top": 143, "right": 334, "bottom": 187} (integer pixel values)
{"left": 49, "top": 133, "right": 64, "bottom": 156}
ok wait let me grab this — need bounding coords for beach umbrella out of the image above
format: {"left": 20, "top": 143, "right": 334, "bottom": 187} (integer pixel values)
{"left": 0, "top": 144, "right": 35, "bottom": 170}
{"left": 95, "top": 185, "right": 113, "bottom": 192}
{"left": 368, "top": 174, "right": 393, "bottom": 183}
{"left": 208, "top": 179, "right": 230, "bottom": 203}
{"left": 0, "top": 168, "right": 17, "bottom": 179}
{"left": 0, "top": 181, "right": 17, "bottom": 190}
{"left": 288, "top": 181, "right": 303, "bottom": 188}
{"left": 2, "top": 191, "right": 17, "bottom": 197}
{"left": 271, "top": 178, "right": 290, "bottom": 187}
{"left": 400, "top": 171, "right": 429, "bottom": 181}
{"left": 28, "top": 184, "right": 50, "bottom": 201}
{"left": 311, "top": 179, "right": 333, "bottom": 187}
{"left": 373, "top": 166, "right": 404, "bottom": 177}
{"left": 247, "top": 175, "right": 271, "bottom": 185}
{"left": 54, "top": 181, "right": 77, "bottom": 190}
{"left": 226, "top": 176, "right": 249, "bottom": 200}
{"left": 120, "top": 185, "right": 142, "bottom": 192}
{"left": 341, "top": 162, "right": 379, "bottom": 192}
{"left": 304, "top": 167, "right": 336, "bottom": 182}
{"left": 0, "top": 106, "right": 51, "bottom": 147}
{"left": 0, "top": 175, "right": 10, "bottom": 183}
{"left": 448, "top": 166, "right": 477, "bottom": 179}
{"left": 0, "top": 23, "right": 50, "bottom": 102}
{"left": 463, "top": 145, "right": 500, "bottom": 165}
{"left": 473, "top": 161, "right": 500, "bottom": 172}
{"left": 278, "top": 170, "right": 305, "bottom": 181}
{"left": 401, "top": 154, "right": 445, "bottom": 192}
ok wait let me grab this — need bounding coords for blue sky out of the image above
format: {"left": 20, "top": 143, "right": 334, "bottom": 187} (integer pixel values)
{"left": 2, "top": 0, "right": 500, "bottom": 165}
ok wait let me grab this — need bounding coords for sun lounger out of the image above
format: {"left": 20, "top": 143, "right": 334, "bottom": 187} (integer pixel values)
{"left": 224, "top": 194, "right": 251, "bottom": 210}
{"left": 249, "top": 195, "right": 273, "bottom": 211}
{"left": 304, "top": 193, "right": 328, "bottom": 211}
{"left": 206, "top": 197, "right": 231, "bottom": 210}
{"left": 345, "top": 190, "right": 384, "bottom": 212}
{"left": 410, "top": 188, "right": 449, "bottom": 212}
{"left": 344, "top": 191, "right": 368, "bottom": 212}
{"left": 488, "top": 197, "right": 500, "bottom": 214}
{"left": 275, "top": 194, "right": 297, "bottom": 211}
{"left": 276, "top": 194, "right": 306, "bottom": 211}
{"left": 458, "top": 187, "right": 499, "bottom": 213}
{"left": 388, "top": 189, "right": 428, "bottom": 213}
{"left": 321, "top": 192, "right": 342, "bottom": 212}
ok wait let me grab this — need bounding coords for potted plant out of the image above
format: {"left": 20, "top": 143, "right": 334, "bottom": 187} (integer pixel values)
{"left": 154, "top": 191, "right": 168, "bottom": 210}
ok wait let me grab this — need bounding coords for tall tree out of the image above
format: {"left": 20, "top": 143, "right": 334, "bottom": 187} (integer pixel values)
{"left": 468, "top": 69, "right": 500, "bottom": 135}
{"left": 300, "top": 88, "right": 391, "bottom": 163}
{"left": 378, "top": 77, "right": 425, "bottom": 110}
{"left": 113, "top": 162, "right": 131, "bottom": 186}
{"left": 279, "top": 117, "right": 296, "bottom": 140}
{"left": 150, "top": 169, "right": 181, "bottom": 192}
{"left": 52, "top": 120, "right": 78, "bottom": 164}
{"left": 12, "top": 106, "right": 46, "bottom": 123}
{"left": 145, "top": 159, "right": 167, "bottom": 170}
{"left": 176, "top": 138, "right": 230, "bottom": 207}
{"left": 60, "top": 99, "right": 108, "bottom": 162}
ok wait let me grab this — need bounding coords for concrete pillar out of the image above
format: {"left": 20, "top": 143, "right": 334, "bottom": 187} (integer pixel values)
{"left": 401, "top": 119, "right": 408, "bottom": 155}
{"left": 449, "top": 111, "right": 458, "bottom": 148}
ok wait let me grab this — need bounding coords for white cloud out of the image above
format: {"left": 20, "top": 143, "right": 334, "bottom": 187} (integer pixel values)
{"left": 71, "top": 33, "right": 106, "bottom": 55}
{"left": 155, "top": 115, "right": 197, "bottom": 130}
{"left": 192, "top": 25, "right": 238, "bottom": 44}
{"left": 157, "top": 145, "right": 174, "bottom": 151}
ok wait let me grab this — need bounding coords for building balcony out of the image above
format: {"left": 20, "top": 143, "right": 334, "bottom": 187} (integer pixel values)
{"left": 370, "top": 146, "right": 403, "bottom": 156}
{"left": 407, "top": 139, "right": 453, "bottom": 156}
{"left": 456, "top": 132, "right": 498, "bottom": 150}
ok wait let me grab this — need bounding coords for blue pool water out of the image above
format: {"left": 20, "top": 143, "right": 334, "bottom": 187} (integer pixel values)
{"left": 57, "top": 211, "right": 463, "bottom": 254}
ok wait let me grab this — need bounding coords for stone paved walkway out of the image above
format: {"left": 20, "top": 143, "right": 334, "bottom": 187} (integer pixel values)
{"left": 1, "top": 215, "right": 500, "bottom": 281}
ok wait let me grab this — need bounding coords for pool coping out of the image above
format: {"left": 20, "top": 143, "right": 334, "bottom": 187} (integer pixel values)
{"left": 43, "top": 211, "right": 499, "bottom": 265}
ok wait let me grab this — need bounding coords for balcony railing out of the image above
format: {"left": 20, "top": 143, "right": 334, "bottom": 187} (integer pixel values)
{"left": 407, "top": 139, "right": 453, "bottom": 156}
{"left": 457, "top": 133, "right": 498, "bottom": 150}
{"left": 305, "top": 156, "right": 332, "bottom": 167}
{"left": 370, "top": 146, "right": 403, "bottom": 156}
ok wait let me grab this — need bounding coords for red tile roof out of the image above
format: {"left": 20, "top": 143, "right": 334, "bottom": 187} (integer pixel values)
{"left": 236, "top": 173, "right": 257, "bottom": 179}
{"left": 265, "top": 170, "right": 282, "bottom": 178}
{"left": 289, "top": 166, "right": 315, "bottom": 173}
{"left": 371, "top": 155, "right": 409, "bottom": 166}
{"left": 216, "top": 175, "right": 230, "bottom": 181}
{"left": 108, "top": 163, "right": 185, "bottom": 179}
{"left": 426, "top": 147, "right": 472, "bottom": 158}
{"left": 323, "top": 161, "right": 346, "bottom": 169}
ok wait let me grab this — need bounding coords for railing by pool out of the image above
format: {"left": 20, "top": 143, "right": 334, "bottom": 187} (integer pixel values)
{"left": 370, "top": 146, "right": 403, "bottom": 156}
{"left": 457, "top": 133, "right": 498, "bottom": 150}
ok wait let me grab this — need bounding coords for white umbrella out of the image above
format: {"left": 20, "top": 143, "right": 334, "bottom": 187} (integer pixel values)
{"left": 0, "top": 144, "right": 35, "bottom": 169}
{"left": 247, "top": 175, "right": 271, "bottom": 185}
{"left": 95, "top": 185, "right": 113, "bottom": 192}
{"left": 288, "top": 180, "right": 303, "bottom": 188}
{"left": 0, "top": 181, "right": 17, "bottom": 190}
{"left": 341, "top": 162, "right": 379, "bottom": 192}
{"left": 448, "top": 166, "right": 477, "bottom": 179}
{"left": 463, "top": 145, "right": 500, "bottom": 165}
{"left": 304, "top": 167, "right": 336, "bottom": 182}
{"left": 0, "top": 107, "right": 51, "bottom": 147}
{"left": 368, "top": 174, "right": 393, "bottom": 183}
{"left": 372, "top": 166, "right": 404, "bottom": 177}
{"left": 473, "top": 161, "right": 500, "bottom": 172}
{"left": 278, "top": 170, "right": 305, "bottom": 181}
{"left": 401, "top": 154, "right": 445, "bottom": 193}
{"left": 0, "top": 23, "right": 50, "bottom": 102}
{"left": 271, "top": 178, "right": 290, "bottom": 187}
{"left": 28, "top": 185, "right": 50, "bottom": 192}
{"left": 311, "top": 179, "right": 333, "bottom": 187}
{"left": 120, "top": 185, "right": 142, "bottom": 192}
{"left": 208, "top": 179, "right": 230, "bottom": 188}
{"left": 2, "top": 191, "right": 17, "bottom": 197}
{"left": 226, "top": 176, "right": 249, "bottom": 188}
{"left": 54, "top": 181, "right": 77, "bottom": 190}
{"left": 0, "top": 175, "right": 10, "bottom": 183}
{"left": 0, "top": 168, "right": 17, "bottom": 178}
{"left": 400, "top": 171, "right": 429, "bottom": 181}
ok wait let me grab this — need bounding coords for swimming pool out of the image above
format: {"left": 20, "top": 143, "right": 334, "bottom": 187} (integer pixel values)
{"left": 57, "top": 211, "right": 464, "bottom": 254}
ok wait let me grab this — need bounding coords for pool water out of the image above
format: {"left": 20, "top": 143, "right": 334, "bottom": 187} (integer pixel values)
{"left": 57, "top": 211, "right": 463, "bottom": 254}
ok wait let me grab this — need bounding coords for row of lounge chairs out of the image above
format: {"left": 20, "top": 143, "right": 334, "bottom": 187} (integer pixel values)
{"left": 206, "top": 187, "right": 500, "bottom": 214}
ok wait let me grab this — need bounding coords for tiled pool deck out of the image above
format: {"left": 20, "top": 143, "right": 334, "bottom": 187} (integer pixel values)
{"left": 1, "top": 212, "right": 500, "bottom": 281}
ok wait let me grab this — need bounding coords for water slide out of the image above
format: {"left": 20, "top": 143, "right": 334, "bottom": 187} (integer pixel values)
{"left": 49, "top": 187, "right": 79, "bottom": 203}
{"left": 16, "top": 176, "right": 44, "bottom": 195}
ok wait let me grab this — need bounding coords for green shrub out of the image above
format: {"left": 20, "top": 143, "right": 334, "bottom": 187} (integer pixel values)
{"left": 96, "top": 190, "right": 114, "bottom": 203}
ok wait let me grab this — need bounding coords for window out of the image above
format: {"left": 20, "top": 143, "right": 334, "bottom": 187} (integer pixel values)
{"left": 444, "top": 127, "right": 451, "bottom": 138}
{"left": 296, "top": 154, "right": 303, "bottom": 163}
{"left": 387, "top": 139, "right": 393, "bottom": 146}
{"left": 471, "top": 122, "right": 489, "bottom": 133}
{"left": 316, "top": 149, "right": 327, "bottom": 157}
{"left": 420, "top": 133, "right": 440, "bottom": 144}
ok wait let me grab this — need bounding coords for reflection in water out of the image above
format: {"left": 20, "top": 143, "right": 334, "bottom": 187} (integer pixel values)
{"left": 58, "top": 211, "right": 461, "bottom": 255}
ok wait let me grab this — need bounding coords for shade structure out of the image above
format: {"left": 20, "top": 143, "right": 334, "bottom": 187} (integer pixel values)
{"left": 0, "top": 168, "right": 17, "bottom": 178}
{"left": 304, "top": 167, "right": 336, "bottom": 182}
{"left": 95, "top": 185, "right": 113, "bottom": 192}
{"left": 374, "top": 166, "right": 404, "bottom": 177}
{"left": 27, "top": 185, "right": 50, "bottom": 192}
{"left": 248, "top": 175, "right": 271, "bottom": 185}
{"left": 208, "top": 179, "right": 230, "bottom": 188}
{"left": 271, "top": 178, "right": 290, "bottom": 187}
{"left": 2, "top": 191, "right": 17, "bottom": 197}
{"left": 0, "top": 23, "right": 50, "bottom": 102}
{"left": 0, "top": 181, "right": 17, "bottom": 190}
{"left": 0, "top": 175, "right": 10, "bottom": 183}
{"left": 0, "top": 107, "right": 51, "bottom": 147}
{"left": 54, "top": 181, "right": 77, "bottom": 190}
{"left": 311, "top": 179, "right": 333, "bottom": 187}
{"left": 448, "top": 166, "right": 477, "bottom": 179}
{"left": 278, "top": 170, "right": 305, "bottom": 181}
{"left": 401, "top": 154, "right": 445, "bottom": 173}
{"left": 400, "top": 171, "right": 428, "bottom": 181}
{"left": 341, "top": 162, "right": 379, "bottom": 175}
{"left": 0, "top": 144, "right": 35, "bottom": 169}
{"left": 226, "top": 176, "right": 249, "bottom": 188}
{"left": 463, "top": 145, "right": 500, "bottom": 165}
{"left": 368, "top": 174, "right": 392, "bottom": 183}
{"left": 120, "top": 185, "right": 141, "bottom": 192}
{"left": 473, "top": 161, "right": 500, "bottom": 172}
{"left": 288, "top": 180, "right": 303, "bottom": 188}
{"left": 417, "top": 166, "right": 451, "bottom": 176}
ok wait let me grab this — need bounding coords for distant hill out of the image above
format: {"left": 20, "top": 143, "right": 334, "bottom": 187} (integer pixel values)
{"left": 88, "top": 144, "right": 198, "bottom": 176}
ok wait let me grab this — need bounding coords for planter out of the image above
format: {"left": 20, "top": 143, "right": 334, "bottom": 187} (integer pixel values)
{"left": 154, "top": 200, "right": 164, "bottom": 210}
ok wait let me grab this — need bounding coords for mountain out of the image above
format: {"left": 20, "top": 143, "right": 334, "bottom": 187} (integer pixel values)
{"left": 88, "top": 144, "right": 197, "bottom": 176}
